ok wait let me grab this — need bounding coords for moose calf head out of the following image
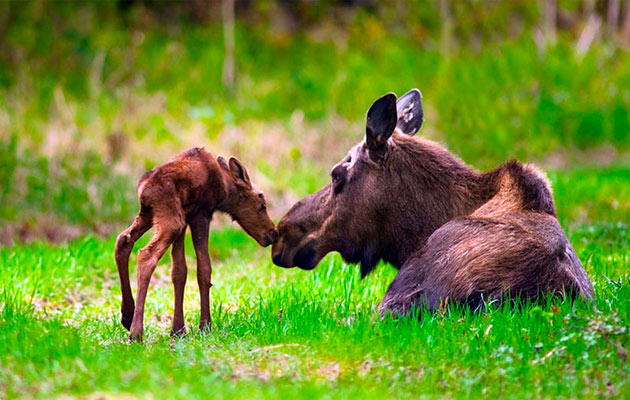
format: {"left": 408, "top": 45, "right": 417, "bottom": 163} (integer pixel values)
{"left": 219, "top": 156, "right": 278, "bottom": 247}
{"left": 272, "top": 89, "right": 432, "bottom": 276}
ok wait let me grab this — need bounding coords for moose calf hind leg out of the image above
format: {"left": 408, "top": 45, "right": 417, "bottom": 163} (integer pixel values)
{"left": 170, "top": 229, "right": 188, "bottom": 336}
{"left": 129, "top": 227, "right": 181, "bottom": 342}
{"left": 190, "top": 216, "right": 212, "bottom": 332}
{"left": 115, "top": 212, "right": 151, "bottom": 330}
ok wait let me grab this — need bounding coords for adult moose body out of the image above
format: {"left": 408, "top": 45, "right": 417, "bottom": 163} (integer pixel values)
{"left": 272, "top": 90, "right": 593, "bottom": 315}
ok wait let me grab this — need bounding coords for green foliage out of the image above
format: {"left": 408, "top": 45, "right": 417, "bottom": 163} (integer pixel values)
{"left": 1, "top": 7, "right": 629, "bottom": 231}
{"left": 550, "top": 167, "right": 630, "bottom": 227}
{"left": 0, "top": 140, "right": 137, "bottom": 227}
{"left": 2, "top": 3, "right": 629, "bottom": 162}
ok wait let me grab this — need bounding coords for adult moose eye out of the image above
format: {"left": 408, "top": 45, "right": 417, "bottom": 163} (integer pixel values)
{"left": 330, "top": 165, "right": 346, "bottom": 192}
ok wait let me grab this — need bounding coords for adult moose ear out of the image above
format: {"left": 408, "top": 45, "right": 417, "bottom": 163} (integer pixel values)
{"left": 217, "top": 155, "right": 230, "bottom": 171}
{"left": 366, "top": 92, "right": 398, "bottom": 151}
{"left": 396, "top": 88, "right": 423, "bottom": 135}
{"left": 228, "top": 157, "right": 252, "bottom": 187}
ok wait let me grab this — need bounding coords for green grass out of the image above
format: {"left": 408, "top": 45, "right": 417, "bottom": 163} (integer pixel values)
{"left": 1, "top": 209, "right": 629, "bottom": 399}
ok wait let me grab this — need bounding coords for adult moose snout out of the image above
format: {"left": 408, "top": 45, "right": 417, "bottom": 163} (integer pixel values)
{"left": 271, "top": 188, "right": 332, "bottom": 269}
{"left": 272, "top": 232, "right": 320, "bottom": 270}
{"left": 271, "top": 238, "right": 291, "bottom": 268}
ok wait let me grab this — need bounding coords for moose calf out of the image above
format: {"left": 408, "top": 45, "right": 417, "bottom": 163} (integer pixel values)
{"left": 115, "top": 147, "right": 278, "bottom": 342}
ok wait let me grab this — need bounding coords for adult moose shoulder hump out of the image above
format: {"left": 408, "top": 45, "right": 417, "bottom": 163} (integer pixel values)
{"left": 271, "top": 89, "right": 593, "bottom": 316}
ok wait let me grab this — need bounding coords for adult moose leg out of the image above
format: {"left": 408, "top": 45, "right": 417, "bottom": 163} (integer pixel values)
{"left": 379, "top": 257, "right": 432, "bottom": 318}
{"left": 189, "top": 215, "right": 212, "bottom": 332}
{"left": 129, "top": 206, "right": 185, "bottom": 342}
{"left": 170, "top": 229, "right": 188, "bottom": 336}
{"left": 115, "top": 209, "right": 152, "bottom": 330}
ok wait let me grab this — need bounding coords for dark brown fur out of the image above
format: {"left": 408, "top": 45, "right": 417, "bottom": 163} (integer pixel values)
{"left": 115, "top": 147, "right": 277, "bottom": 341}
{"left": 271, "top": 90, "right": 593, "bottom": 316}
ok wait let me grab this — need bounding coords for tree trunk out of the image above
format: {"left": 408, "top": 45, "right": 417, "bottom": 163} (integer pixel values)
{"left": 543, "top": 0, "right": 557, "bottom": 44}
{"left": 608, "top": 0, "right": 620, "bottom": 36}
{"left": 621, "top": 0, "right": 630, "bottom": 45}
{"left": 440, "top": 0, "right": 452, "bottom": 56}
{"left": 222, "top": 0, "right": 235, "bottom": 92}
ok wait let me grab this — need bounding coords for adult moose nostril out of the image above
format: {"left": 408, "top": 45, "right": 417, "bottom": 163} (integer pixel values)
{"left": 272, "top": 251, "right": 283, "bottom": 266}
{"left": 272, "top": 246, "right": 292, "bottom": 267}
{"left": 294, "top": 244, "right": 317, "bottom": 270}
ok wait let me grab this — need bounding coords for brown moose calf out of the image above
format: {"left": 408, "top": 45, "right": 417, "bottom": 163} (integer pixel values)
{"left": 115, "top": 147, "right": 277, "bottom": 342}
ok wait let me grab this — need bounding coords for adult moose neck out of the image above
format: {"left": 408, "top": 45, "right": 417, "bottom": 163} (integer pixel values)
{"left": 375, "top": 132, "right": 496, "bottom": 268}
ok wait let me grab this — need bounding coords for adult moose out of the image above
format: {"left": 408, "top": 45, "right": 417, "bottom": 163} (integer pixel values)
{"left": 272, "top": 90, "right": 593, "bottom": 315}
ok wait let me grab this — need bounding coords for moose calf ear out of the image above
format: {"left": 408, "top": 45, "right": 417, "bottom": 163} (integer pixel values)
{"left": 228, "top": 157, "right": 251, "bottom": 187}
{"left": 366, "top": 92, "right": 398, "bottom": 151}
{"left": 396, "top": 88, "right": 423, "bottom": 135}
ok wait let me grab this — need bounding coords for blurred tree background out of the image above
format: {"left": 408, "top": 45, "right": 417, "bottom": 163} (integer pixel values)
{"left": 0, "top": 0, "right": 629, "bottom": 243}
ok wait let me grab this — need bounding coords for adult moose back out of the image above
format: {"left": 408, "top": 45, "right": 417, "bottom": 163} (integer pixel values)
{"left": 272, "top": 90, "right": 593, "bottom": 315}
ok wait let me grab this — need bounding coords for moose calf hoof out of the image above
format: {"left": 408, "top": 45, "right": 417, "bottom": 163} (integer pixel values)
{"left": 121, "top": 311, "right": 134, "bottom": 331}
{"left": 199, "top": 320, "right": 212, "bottom": 333}
{"left": 128, "top": 328, "right": 143, "bottom": 343}
{"left": 170, "top": 325, "right": 187, "bottom": 338}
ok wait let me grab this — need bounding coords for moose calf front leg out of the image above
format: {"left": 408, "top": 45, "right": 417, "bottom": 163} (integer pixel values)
{"left": 170, "top": 230, "right": 188, "bottom": 336}
{"left": 190, "top": 216, "right": 212, "bottom": 332}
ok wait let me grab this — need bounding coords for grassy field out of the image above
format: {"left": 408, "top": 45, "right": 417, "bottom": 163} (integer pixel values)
{"left": 1, "top": 3, "right": 630, "bottom": 398}
{"left": 1, "top": 170, "right": 629, "bottom": 399}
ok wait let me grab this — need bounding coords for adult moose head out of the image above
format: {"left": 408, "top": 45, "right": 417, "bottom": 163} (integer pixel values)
{"left": 272, "top": 89, "right": 480, "bottom": 276}
{"left": 272, "top": 89, "right": 593, "bottom": 314}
